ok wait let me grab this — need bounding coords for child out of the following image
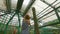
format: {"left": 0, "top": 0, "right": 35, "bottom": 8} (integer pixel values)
{"left": 21, "top": 15, "right": 30, "bottom": 34}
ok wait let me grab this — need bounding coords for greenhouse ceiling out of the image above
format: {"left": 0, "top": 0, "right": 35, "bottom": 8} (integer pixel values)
{"left": 0, "top": 0, "right": 60, "bottom": 26}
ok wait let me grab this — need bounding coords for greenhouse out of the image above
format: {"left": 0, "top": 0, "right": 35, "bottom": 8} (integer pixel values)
{"left": 0, "top": 0, "right": 60, "bottom": 34}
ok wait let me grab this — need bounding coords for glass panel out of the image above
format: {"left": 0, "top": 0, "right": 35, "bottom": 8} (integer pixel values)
{"left": 11, "top": 0, "right": 18, "bottom": 9}
{"left": 45, "top": 0, "right": 56, "bottom": 4}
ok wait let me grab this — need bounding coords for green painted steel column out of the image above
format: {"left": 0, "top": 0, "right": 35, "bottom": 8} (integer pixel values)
{"left": 54, "top": 8, "right": 60, "bottom": 22}
{"left": 16, "top": 0, "right": 24, "bottom": 10}
{"left": 17, "top": 11, "right": 21, "bottom": 34}
{"left": 4, "top": 13, "right": 16, "bottom": 34}
{"left": 16, "top": 0, "right": 24, "bottom": 16}
{"left": 32, "top": 7, "right": 40, "bottom": 34}
{"left": 5, "top": 0, "right": 11, "bottom": 13}
{"left": 16, "top": 0, "right": 24, "bottom": 33}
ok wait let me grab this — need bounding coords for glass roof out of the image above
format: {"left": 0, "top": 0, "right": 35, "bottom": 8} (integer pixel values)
{"left": 28, "top": 0, "right": 60, "bottom": 25}
{"left": 0, "top": 0, "right": 60, "bottom": 26}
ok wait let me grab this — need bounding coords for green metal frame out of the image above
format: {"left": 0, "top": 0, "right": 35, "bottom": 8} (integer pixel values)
{"left": 5, "top": 0, "right": 11, "bottom": 13}
{"left": 39, "top": 20, "right": 59, "bottom": 28}
{"left": 4, "top": 13, "right": 16, "bottom": 34}
{"left": 37, "top": 2, "right": 60, "bottom": 17}
{"left": 3, "top": 0, "right": 24, "bottom": 34}
{"left": 40, "top": 0, "right": 60, "bottom": 22}
{"left": 41, "top": 9, "right": 60, "bottom": 20}
{"left": 17, "top": 11, "right": 21, "bottom": 34}
{"left": 38, "top": 6, "right": 60, "bottom": 20}
{"left": 41, "top": 13, "right": 55, "bottom": 20}
{"left": 0, "top": 0, "right": 60, "bottom": 34}
{"left": 16, "top": 0, "right": 24, "bottom": 10}
{"left": 23, "top": 0, "right": 35, "bottom": 16}
{"left": 37, "top": 0, "right": 57, "bottom": 16}
{"left": 37, "top": 0, "right": 60, "bottom": 29}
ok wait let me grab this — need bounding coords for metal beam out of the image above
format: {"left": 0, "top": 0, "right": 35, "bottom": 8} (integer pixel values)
{"left": 41, "top": 13, "right": 55, "bottom": 20}
{"left": 37, "top": 0, "right": 57, "bottom": 16}
{"left": 32, "top": 7, "right": 40, "bottom": 34}
{"left": 5, "top": 0, "right": 11, "bottom": 13}
{"left": 17, "top": 11, "right": 21, "bottom": 34}
{"left": 23, "top": 0, "right": 35, "bottom": 16}
{"left": 38, "top": 10, "right": 53, "bottom": 20}
{"left": 16, "top": 0, "right": 24, "bottom": 33}
{"left": 38, "top": 2, "right": 60, "bottom": 17}
{"left": 4, "top": 13, "right": 16, "bottom": 34}
{"left": 39, "top": 9, "right": 60, "bottom": 21}
{"left": 0, "top": 13, "right": 10, "bottom": 16}
{"left": 40, "top": 0, "right": 60, "bottom": 23}
{"left": 16, "top": 0, "right": 24, "bottom": 17}
{"left": 39, "top": 22, "right": 59, "bottom": 28}
{"left": 16, "top": 0, "right": 24, "bottom": 11}
{"left": 38, "top": 6, "right": 60, "bottom": 20}
{"left": 0, "top": 10, "right": 15, "bottom": 16}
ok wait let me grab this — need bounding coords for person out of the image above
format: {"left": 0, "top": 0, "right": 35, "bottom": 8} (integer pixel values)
{"left": 21, "top": 15, "right": 30, "bottom": 34}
